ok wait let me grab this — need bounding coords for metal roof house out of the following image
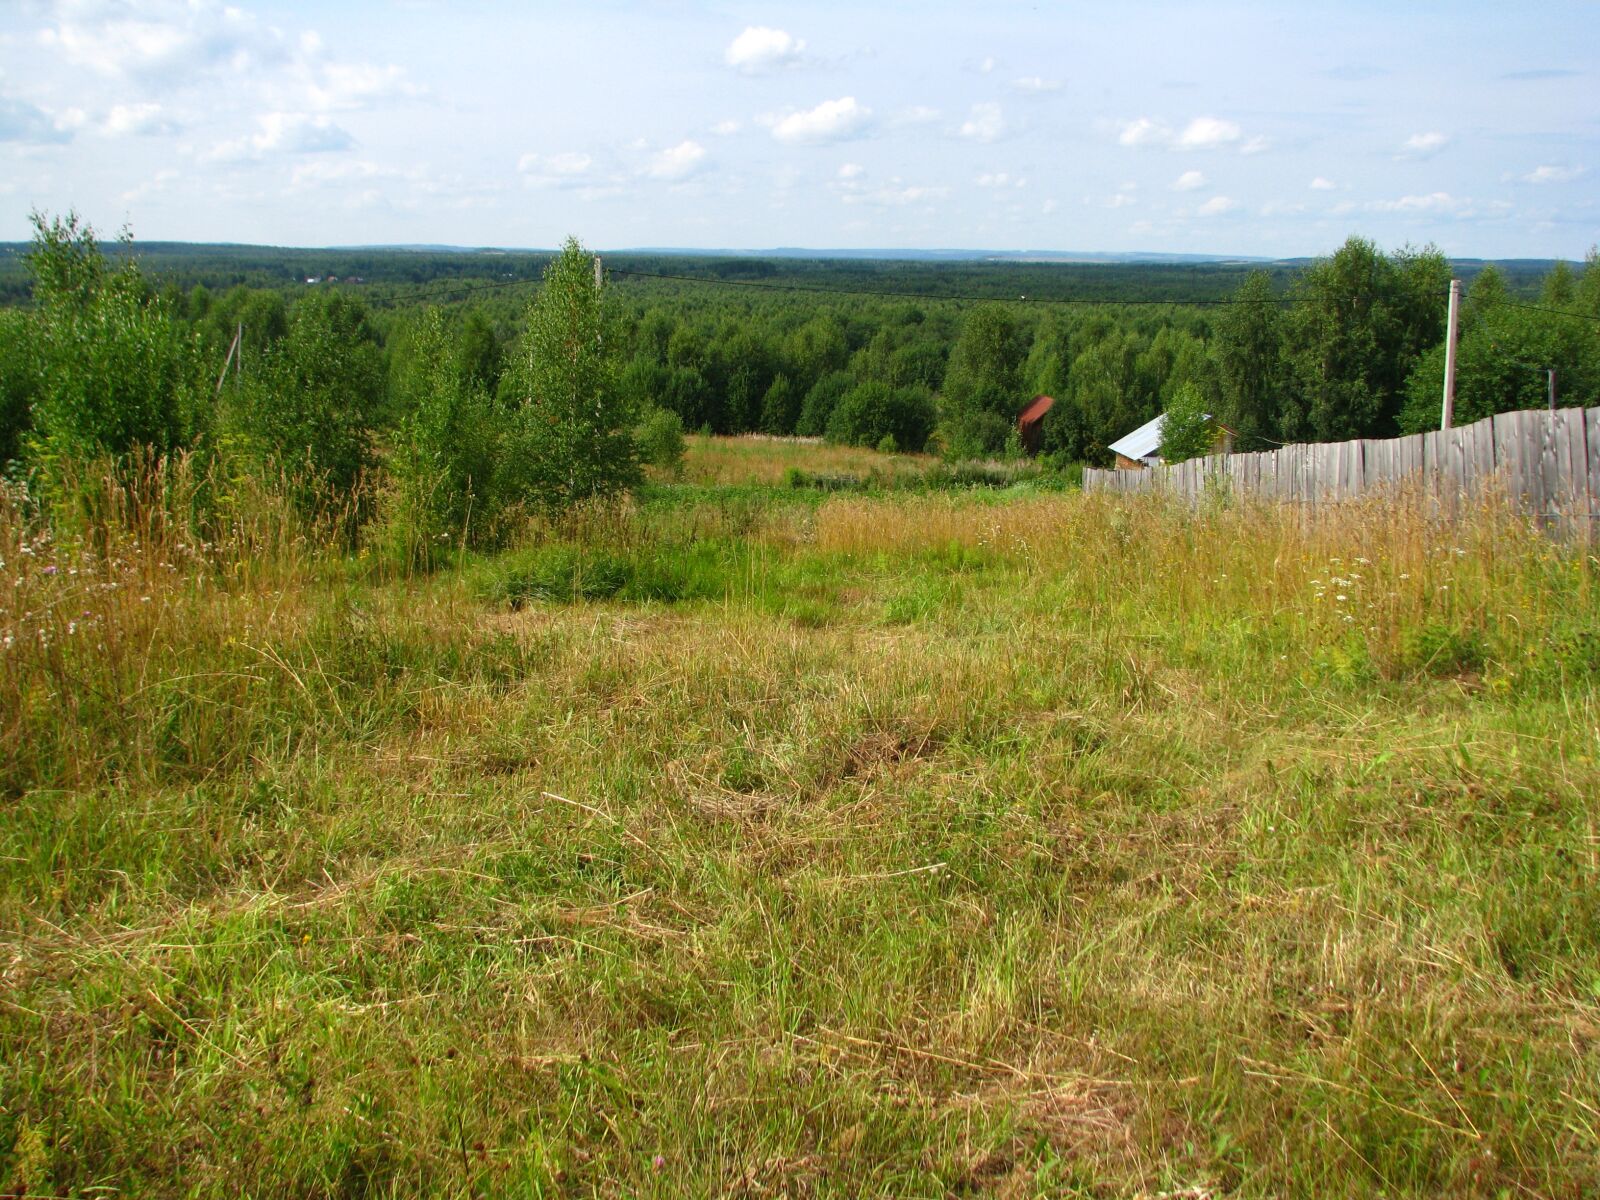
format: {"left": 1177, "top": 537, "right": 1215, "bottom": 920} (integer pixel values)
{"left": 1106, "top": 414, "right": 1168, "bottom": 469}
{"left": 1106, "top": 412, "right": 1235, "bottom": 470}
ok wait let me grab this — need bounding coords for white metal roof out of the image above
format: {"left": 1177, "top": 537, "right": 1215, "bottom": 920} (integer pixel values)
{"left": 1106, "top": 413, "right": 1166, "bottom": 462}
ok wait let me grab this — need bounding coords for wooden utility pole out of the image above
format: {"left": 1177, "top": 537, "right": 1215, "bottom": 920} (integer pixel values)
{"left": 213, "top": 322, "right": 242, "bottom": 397}
{"left": 1440, "top": 279, "right": 1461, "bottom": 429}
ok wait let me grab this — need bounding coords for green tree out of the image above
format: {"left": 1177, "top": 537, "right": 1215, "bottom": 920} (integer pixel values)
{"left": 940, "top": 303, "right": 1027, "bottom": 456}
{"left": 1282, "top": 237, "right": 1449, "bottom": 441}
{"left": 382, "top": 307, "right": 502, "bottom": 564}
{"left": 499, "top": 238, "right": 640, "bottom": 514}
{"left": 759, "top": 373, "right": 801, "bottom": 435}
{"left": 26, "top": 212, "right": 197, "bottom": 465}
{"left": 456, "top": 309, "right": 505, "bottom": 397}
{"left": 225, "top": 288, "right": 385, "bottom": 521}
{"left": 797, "top": 370, "right": 852, "bottom": 437}
{"left": 0, "top": 309, "right": 36, "bottom": 467}
{"left": 1158, "top": 382, "right": 1213, "bottom": 463}
{"left": 1214, "top": 271, "right": 1285, "bottom": 450}
{"left": 1398, "top": 263, "right": 1598, "bottom": 431}
{"left": 826, "top": 381, "right": 936, "bottom": 452}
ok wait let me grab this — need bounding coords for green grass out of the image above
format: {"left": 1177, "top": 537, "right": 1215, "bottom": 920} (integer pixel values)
{"left": 2, "top": 469, "right": 1598, "bottom": 1197}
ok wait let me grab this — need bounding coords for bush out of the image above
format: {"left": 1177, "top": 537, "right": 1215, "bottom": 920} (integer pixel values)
{"left": 826, "top": 381, "right": 935, "bottom": 452}
{"left": 937, "top": 410, "right": 1012, "bottom": 461}
{"left": 636, "top": 407, "right": 686, "bottom": 475}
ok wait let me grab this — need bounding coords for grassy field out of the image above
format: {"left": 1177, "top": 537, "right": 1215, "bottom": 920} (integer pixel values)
{"left": 2, "top": 444, "right": 1598, "bottom": 1198}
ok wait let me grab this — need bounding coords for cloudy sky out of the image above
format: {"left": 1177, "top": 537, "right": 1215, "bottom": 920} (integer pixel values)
{"left": 1, "top": 0, "right": 1595, "bottom": 257}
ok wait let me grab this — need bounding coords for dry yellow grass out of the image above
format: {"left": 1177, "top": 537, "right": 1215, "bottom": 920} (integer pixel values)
{"left": 672, "top": 433, "right": 934, "bottom": 486}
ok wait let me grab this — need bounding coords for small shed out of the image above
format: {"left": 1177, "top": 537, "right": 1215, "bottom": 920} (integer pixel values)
{"left": 1106, "top": 413, "right": 1236, "bottom": 469}
{"left": 1017, "top": 394, "right": 1055, "bottom": 456}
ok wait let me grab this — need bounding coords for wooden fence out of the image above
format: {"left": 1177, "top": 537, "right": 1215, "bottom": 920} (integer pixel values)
{"left": 1083, "top": 405, "right": 1600, "bottom": 540}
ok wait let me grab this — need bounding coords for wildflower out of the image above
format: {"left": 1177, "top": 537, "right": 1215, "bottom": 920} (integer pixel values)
{"left": 653, "top": 1156, "right": 666, "bottom": 1171}
{"left": 42, "top": 565, "right": 57, "bottom": 576}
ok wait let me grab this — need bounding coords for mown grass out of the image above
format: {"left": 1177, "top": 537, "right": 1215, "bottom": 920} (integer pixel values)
{"left": 2, "top": 456, "right": 1598, "bottom": 1198}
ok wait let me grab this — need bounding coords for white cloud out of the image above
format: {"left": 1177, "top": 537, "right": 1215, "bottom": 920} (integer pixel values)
{"left": 1041, "top": 198, "right": 1058, "bottom": 215}
{"left": 207, "top": 111, "right": 354, "bottom": 161}
{"left": 1370, "top": 191, "right": 1465, "bottom": 213}
{"left": 1119, "top": 115, "right": 1247, "bottom": 152}
{"left": 1104, "top": 192, "right": 1137, "bottom": 208}
{"left": 645, "top": 140, "right": 707, "bottom": 181}
{"left": 978, "top": 56, "right": 996, "bottom": 74}
{"left": 517, "top": 151, "right": 598, "bottom": 187}
{"left": 725, "top": 26, "right": 805, "bottom": 73}
{"left": 1118, "top": 117, "right": 1167, "bottom": 147}
{"left": 770, "top": 97, "right": 870, "bottom": 144}
{"left": 1177, "top": 116, "right": 1241, "bottom": 149}
{"left": 290, "top": 159, "right": 393, "bottom": 188}
{"left": 1172, "top": 170, "right": 1206, "bottom": 191}
{"left": 711, "top": 119, "right": 741, "bottom": 136}
{"left": 842, "top": 180, "right": 949, "bottom": 207}
{"left": 959, "top": 102, "right": 1005, "bottom": 142}
{"left": 1520, "top": 164, "right": 1586, "bottom": 184}
{"left": 119, "top": 167, "right": 180, "bottom": 202}
{"left": 837, "top": 162, "right": 864, "bottom": 179}
{"left": 39, "top": 0, "right": 286, "bottom": 81}
{"left": 37, "top": 0, "right": 421, "bottom": 122}
{"left": 1399, "top": 131, "right": 1449, "bottom": 159}
{"left": 103, "top": 102, "right": 178, "bottom": 136}
{"left": 976, "top": 172, "right": 1026, "bottom": 188}
{"left": 1197, "top": 195, "right": 1236, "bottom": 216}
{"left": 303, "top": 61, "right": 421, "bottom": 113}
{"left": 1012, "top": 76, "right": 1061, "bottom": 94}
{"left": 1239, "top": 135, "right": 1270, "bottom": 155}
{"left": 892, "top": 105, "right": 941, "bottom": 126}
{"left": 1310, "top": 176, "right": 1337, "bottom": 190}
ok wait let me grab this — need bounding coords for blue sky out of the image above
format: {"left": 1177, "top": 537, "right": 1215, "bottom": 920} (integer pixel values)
{"left": 1, "top": 0, "right": 1595, "bottom": 257}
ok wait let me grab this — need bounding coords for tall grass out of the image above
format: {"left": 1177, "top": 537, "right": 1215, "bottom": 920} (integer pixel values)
{"left": 2, "top": 459, "right": 1598, "bottom": 1197}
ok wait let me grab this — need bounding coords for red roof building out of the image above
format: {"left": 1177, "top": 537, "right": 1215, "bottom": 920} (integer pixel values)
{"left": 1017, "top": 394, "right": 1054, "bottom": 456}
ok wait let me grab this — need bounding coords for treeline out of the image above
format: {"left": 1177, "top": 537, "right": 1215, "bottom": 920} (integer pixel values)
{"left": 2, "top": 215, "right": 1597, "bottom": 553}
{"left": 600, "top": 238, "right": 1598, "bottom": 460}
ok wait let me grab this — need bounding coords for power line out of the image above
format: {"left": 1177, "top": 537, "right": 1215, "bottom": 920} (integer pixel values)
{"left": 1499, "top": 299, "right": 1600, "bottom": 326}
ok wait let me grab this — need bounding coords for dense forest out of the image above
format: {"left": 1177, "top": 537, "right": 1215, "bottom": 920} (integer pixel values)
{"left": 1, "top": 215, "right": 1596, "bottom": 553}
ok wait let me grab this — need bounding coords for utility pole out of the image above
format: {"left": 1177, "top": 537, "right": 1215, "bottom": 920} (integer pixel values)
{"left": 1548, "top": 368, "right": 1557, "bottom": 412}
{"left": 593, "top": 255, "right": 602, "bottom": 291}
{"left": 213, "top": 322, "right": 242, "bottom": 398}
{"left": 1440, "top": 278, "right": 1461, "bottom": 430}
